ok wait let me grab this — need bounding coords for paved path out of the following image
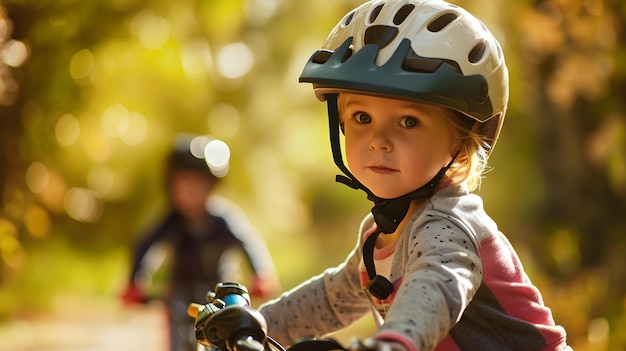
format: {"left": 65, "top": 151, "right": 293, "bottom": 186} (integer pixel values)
{"left": 0, "top": 300, "right": 171, "bottom": 351}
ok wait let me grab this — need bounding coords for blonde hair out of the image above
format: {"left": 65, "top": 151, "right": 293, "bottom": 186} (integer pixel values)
{"left": 445, "top": 111, "right": 491, "bottom": 192}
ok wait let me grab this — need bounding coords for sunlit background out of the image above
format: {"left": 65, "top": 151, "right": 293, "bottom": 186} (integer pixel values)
{"left": 1, "top": 0, "right": 625, "bottom": 350}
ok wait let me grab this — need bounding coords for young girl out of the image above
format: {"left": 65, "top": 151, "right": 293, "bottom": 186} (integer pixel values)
{"left": 258, "top": 1, "right": 571, "bottom": 350}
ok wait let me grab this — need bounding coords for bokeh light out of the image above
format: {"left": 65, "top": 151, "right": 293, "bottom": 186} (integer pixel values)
{"left": 100, "top": 104, "right": 147, "bottom": 146}
{"left": 1, "top": 235, "right": 24, "bottom": 269}
{"left": 63, "top": 187, "right": 103, "bottom": 223}
{"left": 101, "top": 104, "right": 130, "bottom": 138}
{"left": 0, "top": 15, "right": 10, "bottom": 39}
{"left": 55, "top": 113, "right": 81, "bottom": 146}
{"left": 216, "top": 42, "right": 254, "bottom": 79}
{"left": 69, "top": 49, "right": 94, "bottom": 80}
{"left": 588, "top": 317, "right": 609, "bottom": 344}
{"left": 244, "top": 0, "right": 281, "bottom": 25}
{"left": 130, "top": 11, "right": 170, "bottom": 50}
{"left": 180, "top": 39, "right": 213, "bottom": 80}
{"left": 25, "top": 162, "right": 50, "bottom": 194}
{"left": 186, "top": 135, "right": 231, "bottom": 178}
{"left": 119, "top": 111, "right": 148, "bottom": 146}
{"left": 204, "top": 139, "right": 230, "bottom": 178}
{"left": 0, "top": 218, "right": 24, "bottom": 269}
{"left": 38, "top": 170, "right": 68, "bottom": 213}
{"left": 188, "top": 135, "right": 211, "bottom": 159}
{"left": 4, "top": 39, "right": 29, "bottom": 67}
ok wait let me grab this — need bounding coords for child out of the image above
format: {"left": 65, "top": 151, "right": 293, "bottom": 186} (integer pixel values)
{"left": 122, "top": 134, "right": 279, "bottom": 351}
{"left": 258, "top": 1, "right": 571, "bottom": 350}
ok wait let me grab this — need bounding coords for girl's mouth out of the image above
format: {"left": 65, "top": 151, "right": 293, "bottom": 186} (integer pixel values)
{"left": 367, "top": 166, "right": 397, "bottom": 174}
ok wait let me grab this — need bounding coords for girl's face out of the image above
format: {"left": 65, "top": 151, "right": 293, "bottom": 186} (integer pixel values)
{"left": 341, "top": 93, "right": 457, "bottom": 199}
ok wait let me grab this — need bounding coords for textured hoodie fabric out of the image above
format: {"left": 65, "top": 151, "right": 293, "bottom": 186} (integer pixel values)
{"left": 258, "top": 184, "right": 570, "bottom": 351}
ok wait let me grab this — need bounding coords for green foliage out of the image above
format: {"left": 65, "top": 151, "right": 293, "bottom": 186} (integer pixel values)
{"left": 1, "top": 0, "right": 625, "bottom": 350}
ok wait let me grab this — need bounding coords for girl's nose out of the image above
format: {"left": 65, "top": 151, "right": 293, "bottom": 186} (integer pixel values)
{"left": 369, "top": 127, "right": 393, "bottom": 152}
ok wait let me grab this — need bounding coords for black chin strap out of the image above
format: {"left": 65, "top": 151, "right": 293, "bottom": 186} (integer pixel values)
{"left": 325, "top": 94, "right": 458, "bottom": 299}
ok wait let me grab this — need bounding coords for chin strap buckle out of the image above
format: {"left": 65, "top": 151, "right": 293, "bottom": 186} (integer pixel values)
{"left": 366, "top": 275, "right": 394, "bottom": 300}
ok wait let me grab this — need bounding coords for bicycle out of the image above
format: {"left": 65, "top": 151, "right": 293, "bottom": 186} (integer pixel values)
{"left": 187, "top": 282, "right": 356, "bottom": 351}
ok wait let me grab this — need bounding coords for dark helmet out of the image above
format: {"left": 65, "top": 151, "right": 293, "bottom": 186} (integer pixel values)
{"left": 166, "top": 134, "right": 230, "bottom": 180}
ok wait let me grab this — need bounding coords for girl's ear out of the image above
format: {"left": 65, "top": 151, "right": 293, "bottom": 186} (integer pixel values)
{"left": 455, "top": 144, "right": 463, "bottom": 158}
{"left": 449, "top": 138, "right": 462, "bottom": 158}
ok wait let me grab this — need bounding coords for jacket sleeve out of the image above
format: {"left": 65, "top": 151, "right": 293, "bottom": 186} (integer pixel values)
{"left": 376, "top": 208, "right": 482, "bottom": 351}
{"left": 207, "top": 196, "right": 277, "bottom": 277}
{"left": 127, "top": 211, "right": 177, "bottom": 284}
{"left": 258, "top": 244, "right": 371, "bottom": 346}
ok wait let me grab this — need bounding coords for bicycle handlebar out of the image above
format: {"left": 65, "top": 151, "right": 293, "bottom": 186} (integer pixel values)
{"left": 187, "top": 283, "right": 266, "bottom": 351}
{"left": 189, "top": 282, "right": 349, "bottom": 351}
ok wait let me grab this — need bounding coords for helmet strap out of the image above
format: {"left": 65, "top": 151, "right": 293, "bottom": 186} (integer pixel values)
{"left": 325, "top": 94, "right": 458, "bottom": 299}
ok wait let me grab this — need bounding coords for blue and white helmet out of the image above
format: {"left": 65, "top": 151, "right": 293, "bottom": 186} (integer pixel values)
{"left": 300, "top": 0, "right": 509, "bottom": 152}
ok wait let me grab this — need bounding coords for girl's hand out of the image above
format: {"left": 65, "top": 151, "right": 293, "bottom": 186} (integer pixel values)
{"left": 248, "top": 274, "right": 281, "bottom": 299}
{"left": 350, "top": 338, "right": 410, "bottom": 351}
{"left": 121, "top": 283, "right": 146, "bottom": 305}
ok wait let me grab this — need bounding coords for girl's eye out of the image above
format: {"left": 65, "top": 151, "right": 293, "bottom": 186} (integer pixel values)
{"left": 400, "top": 116, "right": 419, "bottom": 128}
{"left": 354, "top": 112, "right": 372, "bottom": 124}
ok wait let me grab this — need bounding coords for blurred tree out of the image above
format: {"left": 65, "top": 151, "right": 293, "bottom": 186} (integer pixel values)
{"left": 0, "top": 4, "right": 21, "bottom": 207}
{"left": 0, "top": 2, "right": 30, "bottom": 285}
{"left": 503, "top": 0, "right": 626, "bottom": 346}
{"left": 517, "top": 0, "right": 626, "bottom": 269}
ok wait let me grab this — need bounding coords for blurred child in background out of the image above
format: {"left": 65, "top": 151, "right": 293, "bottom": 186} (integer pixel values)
{"left": 122, "top": 134, "right": 279, "bottom": 351}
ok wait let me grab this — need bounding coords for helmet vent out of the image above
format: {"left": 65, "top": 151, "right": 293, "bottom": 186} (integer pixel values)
{"left": 312, "top": 48, "right": 353, "bottom": 64}
{"left": 403, "top": 48, "right": 444, "bottom": 73}
{"left": 468, "top": 41, "right": 487, "bottom": 63}
{"left": 344, "top": 11, "right": 355, "bottom": 26}
{"left": 369, "top": 4, "right": 384, "bottom": 24}
{"left": 427, "top": 12, "right": 458, "bottom": 32}
{"left": 393, "top": 4, "right": 415, "bottom": 25}
{"left": 364, "top": 25, "right": 399, "bottom": 47}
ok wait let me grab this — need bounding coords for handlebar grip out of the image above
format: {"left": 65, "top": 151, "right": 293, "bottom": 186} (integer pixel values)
{"left": 188, "top": 303, "right": 203, "bottom": 318}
